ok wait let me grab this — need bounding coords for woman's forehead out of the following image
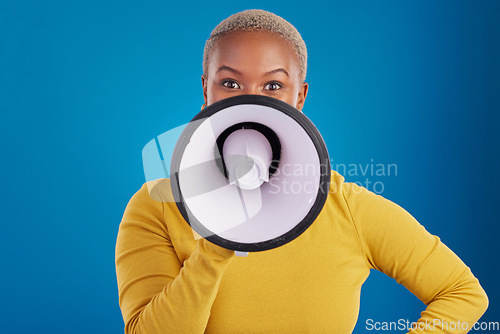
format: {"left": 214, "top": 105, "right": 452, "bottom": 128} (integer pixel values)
{"left": 208, "top": 31, "right": 300, "bottom": 76}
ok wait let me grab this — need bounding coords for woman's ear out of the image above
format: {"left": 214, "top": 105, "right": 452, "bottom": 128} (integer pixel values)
{"left": 201, "top": 74, "right": 208, "bottom": 104}
{"left": 296, "top": 82, "right": 309, "bottom": 111}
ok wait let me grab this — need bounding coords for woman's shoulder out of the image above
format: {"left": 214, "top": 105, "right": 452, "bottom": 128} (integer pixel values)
{"left": 329, "top": 169, "right": 385, "bottom": 204}
{"left": 328, "top": 169, "right": 369, "bottom": 201}
{"left": 142, "top": 178, "right": 175, "bottom": 203}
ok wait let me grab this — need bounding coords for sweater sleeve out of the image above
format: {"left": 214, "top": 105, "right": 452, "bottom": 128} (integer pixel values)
{"left": 343, "top": 182, "right": 488, "bottom": 334}
{"left": 115, "top": 182, "right": 235, "bottom": 334}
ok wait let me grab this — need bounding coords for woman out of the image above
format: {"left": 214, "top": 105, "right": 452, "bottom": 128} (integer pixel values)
{"left": 115, "top": 9, "right": 488, "bottom": 333}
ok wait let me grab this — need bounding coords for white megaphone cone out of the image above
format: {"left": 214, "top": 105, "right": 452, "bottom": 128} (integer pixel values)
{"left": 168, "top": 95, "right": 331, "bottom": 253}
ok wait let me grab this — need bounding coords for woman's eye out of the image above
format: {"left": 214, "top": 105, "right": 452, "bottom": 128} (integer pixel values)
{"left": 264, "top": 81, "right": 282, "bottom": 91}
{"left": 222, "top": 80, "right": 241, "bottom": 89}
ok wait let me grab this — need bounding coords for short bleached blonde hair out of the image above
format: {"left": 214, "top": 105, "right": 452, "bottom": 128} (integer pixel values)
{"left": 203, "top": 9, "right": 308, "bottom": 82}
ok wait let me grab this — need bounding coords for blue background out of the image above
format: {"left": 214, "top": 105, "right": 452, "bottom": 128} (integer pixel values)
{"left": 1, "top": 0, "right": 498, "bottom": 332}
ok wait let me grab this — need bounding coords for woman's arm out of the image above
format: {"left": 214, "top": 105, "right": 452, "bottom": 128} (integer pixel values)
{"left": 343, "top": 182, "right": 488, "bottom": 334}
{"left": 115, "top": 182, "right": 235, "bottom": 334}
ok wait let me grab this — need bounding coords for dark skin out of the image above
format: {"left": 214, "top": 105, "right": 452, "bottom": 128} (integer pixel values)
{"left": 202, "top": 31, "right": 308, "bottom": 110}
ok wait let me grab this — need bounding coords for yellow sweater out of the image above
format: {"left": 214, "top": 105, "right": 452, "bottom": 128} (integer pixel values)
{"left": 115, "top": 171, "right": 488, "bottom": 333}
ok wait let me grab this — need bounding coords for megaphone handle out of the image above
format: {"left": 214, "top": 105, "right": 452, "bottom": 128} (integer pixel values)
{"left": 235, "top": 251, "right": 249, "bottom": 257}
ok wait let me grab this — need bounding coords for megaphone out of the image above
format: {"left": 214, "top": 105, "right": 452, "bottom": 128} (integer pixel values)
{"left": 166, "top": 95, "right": 330, "bottom": 252}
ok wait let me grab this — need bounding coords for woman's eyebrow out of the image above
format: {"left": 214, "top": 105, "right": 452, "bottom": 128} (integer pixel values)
{"left": 216, "top": 65, "right": 241, "bottom": 74}
{"left": 264, "top": 68, "right": 289, "bottom": 77}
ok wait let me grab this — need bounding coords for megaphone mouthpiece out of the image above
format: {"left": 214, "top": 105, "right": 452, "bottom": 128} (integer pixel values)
{"left": 223, "top": 129, "right": 272, "bottom": 190}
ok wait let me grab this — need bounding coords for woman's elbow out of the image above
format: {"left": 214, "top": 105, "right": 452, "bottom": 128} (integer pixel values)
{"left": 468, "top": 277, "right": 489, "bottom": 319}
{"left": 477, "top": 283, "right": 489, "bottom": 315}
